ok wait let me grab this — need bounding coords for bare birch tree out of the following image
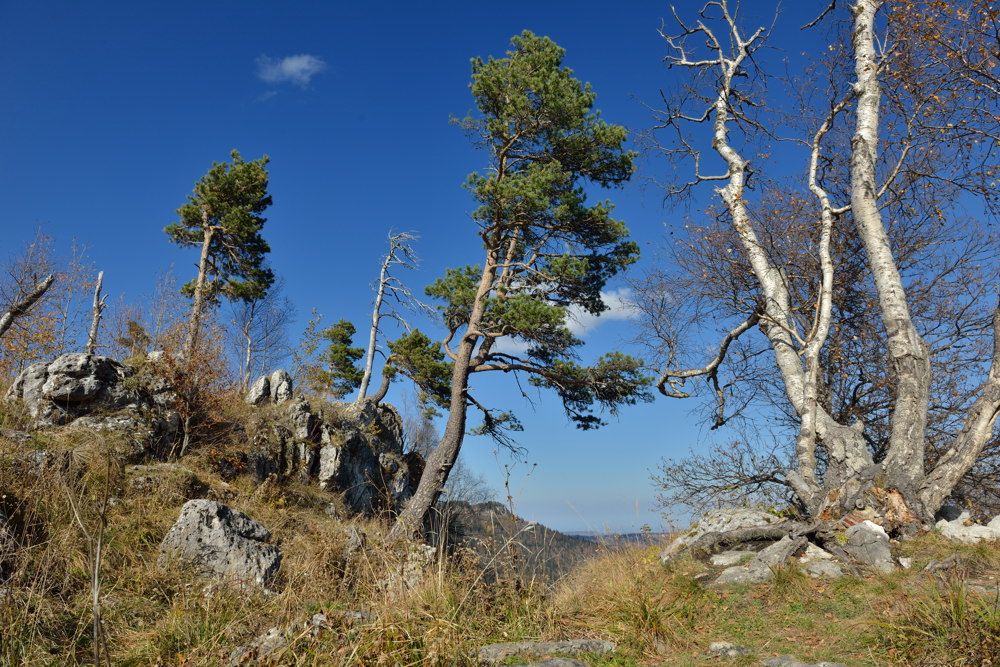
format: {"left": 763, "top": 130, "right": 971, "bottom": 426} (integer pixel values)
{"left": 646, "top": 0, "right": 1000, "bottom": 529}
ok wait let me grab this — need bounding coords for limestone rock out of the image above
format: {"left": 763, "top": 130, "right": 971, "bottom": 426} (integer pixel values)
{"left": 714, "top": 535, "right": 806, "bottom": 585}
{"left": 710, "top": 550, "right": 755, "bottom": 567}
{"left": 241, "top": 387, "right": 422, "bottom": 516}
{"left": 476, "top": 639, "right": 615, "bottom": 665}
{"left": 245, "top": 375, "right": 270, "bottom": 406}
{"left": 227, "top": 626, "right": 286, "bottom": 666}
{"left": 269, "top": 370, "right": 293, "bottom": 404}
{"left": 844, "top": 520, "right": 894, "bottom": 573}
{"left": 936, "top": 511, "right": 1000, "bottom": 544}
{"left": 5, "top": 354, "right": 145, "bottom": 427}
{"left": 243, "top": 370, "right": 293, "bottom": 406}
{"left": 762, "top": 656, "right": 848, "bottom": 667}
{"left": 799, "top": 543, "right": 843, "bottom": 578}
{"left": 708, "top": 641, "right": 753, "bottom": 657}
{"left": 158, "top": 500, "right": 281, "bottom": 587}
{"left": 802, "top": 559, "right": 844, "bottom": 579}
{"left": 661, "top": 507, "right": 783, "bottom": 562}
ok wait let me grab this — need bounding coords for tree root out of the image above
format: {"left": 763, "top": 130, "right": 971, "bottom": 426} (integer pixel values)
{"left": 685, "top": 521, "right": 812, "bottom": 560}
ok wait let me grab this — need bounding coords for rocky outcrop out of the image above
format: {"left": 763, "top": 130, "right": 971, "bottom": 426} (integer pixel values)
{"left": 6, "top": 354, "right": 142, "bottom": 426}
{"left": 714, "top": 535, "right": 807, "bottom": 585}
{"left": 158, "top": 499, "right": 281, "bottom": 587}
{"left": 244, "top": 391, "right": 422, "bottom": 516}
{"left": 4, "top": 353, "right": 178, "bottom": 454}
{"left": 936, "top": 511, "right": 1000, "bottom": 544}
{"left": 843, "top": 520, "right": 895, "bottom": 573}
{"left": 245, "top": 370, "right": 294, "bottom": 407}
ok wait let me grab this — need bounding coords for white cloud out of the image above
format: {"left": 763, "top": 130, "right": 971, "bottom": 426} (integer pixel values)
{"left": 491, "top": 288, "right": 639, "bottom": 355}
{"left": 256, "top": 54, "right": 327, "bottom": 88}
{"left": 566, "top": 287, "right": 639, "bottom": 338}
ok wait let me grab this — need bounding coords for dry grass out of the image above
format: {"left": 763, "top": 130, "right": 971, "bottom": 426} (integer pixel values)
{"left": 3, "top": 416, "right": 1000, "bottom": 665}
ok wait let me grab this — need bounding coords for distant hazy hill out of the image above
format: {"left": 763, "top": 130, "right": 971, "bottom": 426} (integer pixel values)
{"left": 434, "top": 501, "right": 599, "bottom": 583}
{"left": 567, "top": 532, "right": 672, "bottom": 546}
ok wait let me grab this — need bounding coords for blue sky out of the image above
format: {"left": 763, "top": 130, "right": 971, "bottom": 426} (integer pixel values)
{"left": 1, "top": 1, "right": 827, "bottom": 532}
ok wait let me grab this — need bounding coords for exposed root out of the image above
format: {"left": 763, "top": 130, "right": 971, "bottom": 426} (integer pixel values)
{"left": 685, "top": 521, "right": 811, "bottom": 560}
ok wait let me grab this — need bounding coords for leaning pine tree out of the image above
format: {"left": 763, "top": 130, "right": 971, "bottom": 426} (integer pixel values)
{"left": 390, "top": 31, "right": 651, "bottom": 539}
{"left": 166, "top": 150, "right": 274, "bottom": 357}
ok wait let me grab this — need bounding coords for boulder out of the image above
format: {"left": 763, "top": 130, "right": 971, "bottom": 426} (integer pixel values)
{"left": 708, "top": 641, "right": 753, "bottom": 658}
{"left": 709, "top": 550, "right": 755, "bottom": 567}
{"left": 799, "top": 543, "right": 844, "bottom": 579}
{"left": 158, "top": 500, "right": 281, "bottom": 587}
{"left": 661, "top": 507, "right": 784, "bottom": 562}
{"left": 843, "top": 520, "right": 894, "bottom": 573}
{"left": 802, "top": 559, "right": 844, "bottom": 579}
{"left": 245, "top": 375, "right": 270, "bottom": 406}
{"left": 227, "top": 626, "right": 286, "bottom": 666}
{"left": 270, "top": 370, "right": 293, "bottom": 404}
{"left": 243, "top": 370, "right": 293, "bottom": 406}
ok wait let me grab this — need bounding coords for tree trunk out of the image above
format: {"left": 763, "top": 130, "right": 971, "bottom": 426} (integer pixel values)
{"left": 389, "top": 344, "right": 473, "bottom": 539}
{"left": 919, "top": 307, "right": 1000, "bottom": 513}
{"left": 184, "top": 220, "right": 215, "bottom": 358}
{"left": 356, "top": 258, "right": 388, "bottom": 402}
{"left": 391, "top": 251, "right": 499, "bottom": 539}
{"left": 85, "top": 271, "right": 105, "bottom": 355}
{"left": 850, "top": 0, "right": 931, "bottom": 504}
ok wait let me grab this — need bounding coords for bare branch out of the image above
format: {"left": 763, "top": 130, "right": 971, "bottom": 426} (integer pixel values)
{"left": 0, "top": 273, "right": 55, "bottom": 339}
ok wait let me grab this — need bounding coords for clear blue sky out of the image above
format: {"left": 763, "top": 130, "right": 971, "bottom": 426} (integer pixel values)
{"left": 1, "top": 1, "right": 826, "bottom": 532}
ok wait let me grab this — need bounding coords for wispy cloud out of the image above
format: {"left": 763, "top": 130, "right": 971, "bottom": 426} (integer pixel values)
{"left": 492, "top": 288, "right": 639, "bottom": 355}
{"left": 256, "top": 54, "right": 327, "bottom": 88}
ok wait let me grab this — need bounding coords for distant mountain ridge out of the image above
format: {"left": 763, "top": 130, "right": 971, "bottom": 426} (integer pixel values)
{"left": 436, "top": 501, "right": 599, "bottom": 583}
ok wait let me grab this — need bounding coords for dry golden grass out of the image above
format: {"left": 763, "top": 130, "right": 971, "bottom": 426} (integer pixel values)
{"left": 3, "top": 413, "right": 1000, "bottom": 665}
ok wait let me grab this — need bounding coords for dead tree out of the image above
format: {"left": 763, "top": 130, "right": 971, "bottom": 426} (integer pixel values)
{"left": 85, "top": 271, "right": 106, "bottom": 355}
{"left": 355, "top": 231, "right": 430, "bottom": 402}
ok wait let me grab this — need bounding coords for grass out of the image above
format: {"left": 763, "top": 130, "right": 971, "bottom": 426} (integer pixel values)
{"left": 4, "top": 409, "right": 1000, "bottom": 665}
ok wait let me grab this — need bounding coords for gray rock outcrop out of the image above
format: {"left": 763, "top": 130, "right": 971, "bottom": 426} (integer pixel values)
{"left": 245, "top": 395, "right": 421, "bottom": 515}
{"left": 714, "top": 535, "right": 806, "bottom": 585}
{"left": 6, "top": 354, "right": 142, "bottom": 426}
{"left": 476, "top": 639, "right": 615, "bottom": 666}
{"left": 798, "top": 543, "right": 844, "bottom": 579}
{"left": 4, "top": 353, "right": 178, "bottom": 453}
{"left": 936, "top": 511, "right": 1000, "bottom": 544}
{"left": 245, "top": 370, "right": 294, "bottom": 406}
{"left": 158, "top": 500, "right": 281, "bottom": 587}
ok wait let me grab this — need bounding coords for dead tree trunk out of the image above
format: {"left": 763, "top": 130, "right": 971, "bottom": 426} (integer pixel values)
{"left": 85, "top": 271, "right": 106, "bottom": 355}
{"left": 0, "top": 273, "right": 55, "bottom": 339}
